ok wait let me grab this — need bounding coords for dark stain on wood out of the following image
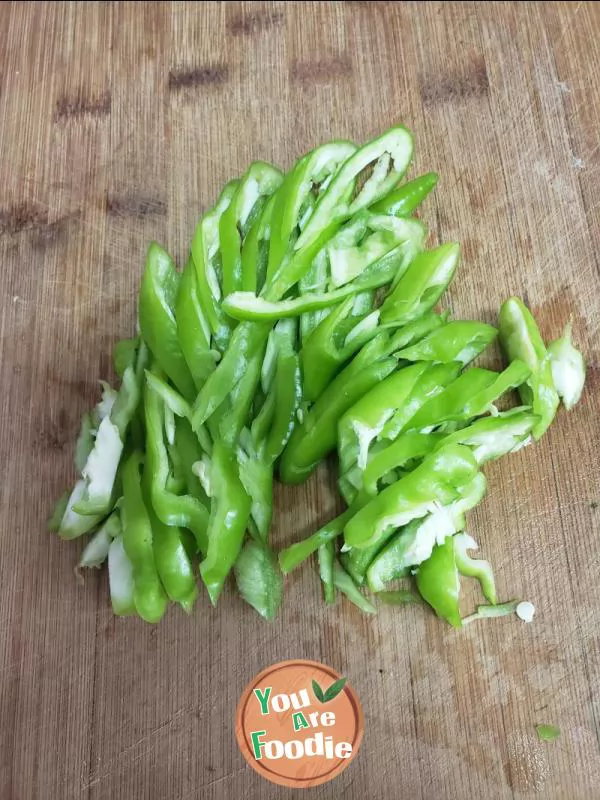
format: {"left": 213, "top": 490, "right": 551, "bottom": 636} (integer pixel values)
{"left": 106, "top": 194, "right": 167, "bottom": 218}
{"left": 54, "top": 91, "right": 111, "bottom": 121}
{"left": 227, "top": 9, "right": 284, "bottom": 36}
{"left": 421, "top": 60, "right": 489, "bottom": 106}
{"left": 168, "top": 64, "right": 229, "bottom": 90}
{"left": 290, "top": 56, "right": 353, "bottom": 84}
{"left": 0, "top": 203, "right": 48, "bottom": 235}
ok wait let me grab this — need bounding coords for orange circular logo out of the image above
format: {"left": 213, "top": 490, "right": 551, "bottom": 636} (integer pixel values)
{"left": 235, "top": 659, "right": 364, "bottom": 788}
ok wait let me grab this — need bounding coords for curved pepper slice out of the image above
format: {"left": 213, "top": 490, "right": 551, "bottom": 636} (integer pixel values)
{"left": 296, "top": 126, "right": 414, "bottom": 250}
{"left": 366, "top": 473, "right": 487, "bottom": 591}
{"left": 343, "top": 443, "right": 478, "bottom": 550}
{"left": 269, "top": 141, "right": 357, "bottom": 277}
{"left": 220, "top": 162, "right": 283, "bottom": 298}
{"left": 547, "top": 321, "right": 586, "bottom": 411}
{"left": 241, "top": 193, "right": 277, "bottom": 294}
{"left": 338, "top": 363, "right": 430, "bottom": 477}
{"left": 121, "top": 452, "right": 169, "bottom": 624}
{"left": 200, "top": 441, "right": 252, "bottom": 605}
{"left": 379, "top": 362, "right": 462, "bottom": 441}
{"left": 176, "top": 258, "right": 217, "bottom": 390}
{"left": 415, "top": 537, "right": 462, "bottom": 628}
{"left": 394, "top": 320, "right": 498, "bottom": 366}
{"left": 145, "top": 375, "right": 209, "bottom": 554}
{"left": 433, "top": 407, "right": 538, "bottom": 464}
{"left": 234, "top": 539, "right": 283, "bottom": 619}
{"left": 191, "top": 180, "right": 239, "bottom": 353}
{"left": 453, "top": 533, "right": 496, "bottom": 604}
{"left": 139, "top": 242, "right": 196, "bottom": 399}
{"left": 498, "top": 297, "right": 559, "bottom": 439}
{"left": 333, "top": 561, "right": 377, "bottom": 614}
{"left": 318, "top": 541, "right": 336, "bottom": 604}
{"left": 380, "top": 243, "right": 459, "bottom": 325}
{"left": 279, "top": 352, "right": 398, "bottom": 484}
{"left": 278, "top": 509, "right": 352, "bottom": 574}
{"left": 370, "top": 172, "right": 439, "bottom": 217}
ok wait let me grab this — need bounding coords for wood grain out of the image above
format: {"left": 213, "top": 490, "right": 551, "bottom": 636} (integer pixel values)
{"left": 1, "top": 2, "right": 599, "bottom": 798}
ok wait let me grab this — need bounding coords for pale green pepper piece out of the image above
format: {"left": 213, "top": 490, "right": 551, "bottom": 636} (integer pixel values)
{"left": 498, "top": 297, "right": 559, "bottom": 439}
{"left": 548, "top": 321, "right": 586, "bottom": 410}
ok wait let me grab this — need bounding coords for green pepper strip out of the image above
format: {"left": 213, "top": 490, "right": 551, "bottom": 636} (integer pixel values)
{"left": 432, "top": 407, "right": 538, "bottom": 464}
{"left": 234, "top": 539, "right": 283, "bottom": 620}
{"left": 453, "top": 533, "right": 496, "bottom": 604}
{"left": 176, "top": 257, "right": 216, "bottom": 390}
{"left": 344, "top": 444, "right": 479, "bottom": 550}
{"left": 241, "top": 193, "right": 277, "bottom": 294}
{"left": 370, "top": 172, "right": 439, "bottom": 216}
{"left": 191, "top": 180, "right": 239, "bottom": 353}
{"left": 279, "top": 509, "right": 353, "bottom": 574}
{"left": 380, "top": 243, "right": 459, "bottom": 326}
{"left": 415, "top": 537, "right": 462, "bottom": 628}
{"left": 333, "top": 561, "right": 377, "bottom": 614}
{"left": 337, "top": 363, "right": 430, "bottom": 479}
{"left": 379, "top": 362, "right": 462, "bottom": 441}
{"left": 121, "top": 452, "right": 168, "bottom": 623}
{"left": 365, "top": 472, "right": 487, "bottom": 591}
{"left": 394, "top": 320, "right": 498, "bottom": 366}
{"left": 296, "top": 126, "right": 414, "bottom": 250}
{"left": 318, "top": 541, "right": 336, "bottom": 604}
{"left": 108, "top": 534, "right": 137, "bottom": 616}
{"left": 279, "top": 350, "right": 398, "bottom": 484}
{"left": 220, "top": 162, "right": 283, "bottom": 298}
{"left": 499, "top": 297, "right": 560, "bottom": 439}
{"left": 145, "top": 376, "right": 209, "bottom": 554}
{"left": 362, "top": 430, "right": 444, "bottom": 497}
{"left": 200, "top": 441, "right": 252, "bottom": 605}
{"left": 142, "top": 459, "right": 198, "bottom": 613}
{"left": 139, "top": 242, "right": 196, "bottom": 400}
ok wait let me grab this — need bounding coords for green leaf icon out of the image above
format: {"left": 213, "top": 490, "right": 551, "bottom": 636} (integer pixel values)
{"left": 312, "top": 679, "right": 325, "bottom": 703}
{"left": 312, "top": 676, "right": 347, "bottom": 703}
{"left": 323, "top": 677, "right": 347, "bottom": 702}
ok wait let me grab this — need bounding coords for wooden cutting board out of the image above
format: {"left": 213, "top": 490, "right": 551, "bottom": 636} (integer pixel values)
{"left": 1, "top": 3, "right": 598, "bottom": 798}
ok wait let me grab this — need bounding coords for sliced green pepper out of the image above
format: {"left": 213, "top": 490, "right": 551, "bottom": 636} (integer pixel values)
{"left": 121, "top": 452, "right": 168, "bottom": 623}
{"left": 432, "top": 407, "right": 538, "bottom": 464}
{"left": 379, "top": 362, "right": 462, "bottom": 441}
{"left": 296, "top": 126, "right": 414, "bottom": 250}
{"left": 220, "top": 162, "right": 283, "bottom": 297}
{"left": 191, "top": 180, "right": 239, "bottom": 353}
{"left": 547, "top": 321, "right": 586, "bottom": 411}
{"left": 278, "top": 509, "right": 352, "bottom": 574}
{"left": 139, "top": 242, "right": 196, "bottom": 399}
{"left": 380, "top": 243, "right": 459, "bottom": 325}
{"left": 366, "top": 472, "right": 486, "bottom": 591}
{"left": 415, "top": 537, "right": 462, "bottom": 628}
{"left": 394, "top": 320, "right": 498, "bottom": 366}
{"left": 370, "top": 172, "right": 439, "bottom": 217}
{"left": 200, "top": 441, "right": 252, "bottom": 604}
{"left": 279, "top": 349, "right": 398, "bottom": 484}
{"left": 333, "top": 561, "right": 376, "bottom": 614}
{"left": 498, "top": 297, "right": 559, "bottom": 439}
{"left": 318, "top": 541, "right": 336, "bottom": 604}
{"left": 344, "top": 443, "right": 478, "bottom": 550}
{"left": 453, "top": 533, "right": 496, "bottom": 604}
{"left": 234, "top": 539, "right": 283, "bottom": 619}
{"left": 144, "top": 375, "right": 209, "bottom": 553}
{"left": 176, "top": 257, "right": 217, "bottom": 390}
{"left": 338, "top": 363, "right": 430, "bottom": 478}
{"left": 108, "top": 534, "right": 136, "bottom": 616}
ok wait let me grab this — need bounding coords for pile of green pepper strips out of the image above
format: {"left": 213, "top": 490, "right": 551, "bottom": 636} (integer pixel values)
{"left": 48, "top": 125, "right": 586, "bottom": 626}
